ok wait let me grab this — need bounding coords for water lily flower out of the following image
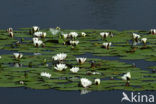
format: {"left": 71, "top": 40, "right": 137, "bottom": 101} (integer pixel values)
{"left": 121, "top": 72, "right": 131, "bottom": 86}
{"left": 0, "top": 56, "right": 1, "bottom": 59}
{"left": 94, "top": 78, "right": 101, "bottom": 85}
{"left": 150, "top": 29, "right": 156, "bottom": 35}
{"left": 76, "top": 57, "right": 87, "bottom": 64}
{"left": 49, "top": 28, "right": 60, "bottom": 35}
{"left": 33, "top": 39, "right": 43, "bottom": 47}
{"left": 102, "top": 42, "right": 112, "bottom": 49}
{"left": 33, "top": 31, "right": 43, "bottom": 37}
{"left": 62, "top": 33, "right": 69, "bottom": 39}
{"left": 121, "top": 72, "right": 131, "bottom": 81}
{"left": 13, "top": 53, "right": 23, "bottom": 59}
{"left": 56, "top": 26, "right": 61, "bottom": 30}
{"left": 70, "top": 67, "right": 79, "bottom": 73}
{"left": 109, "top": 32, "right": 114, "bottom": 37}
{"left": 40, "top": 72, "right": 51, "bottom": 78}
{"left": 32, "top": 26, "right": 39, "bottom": 32}
{"left": 41, "top": 32, "right": 47, "bottom": 38}
{"left": 80, "top": 78, "right": 92, "bottom": 88}
{"left": 9, "top": 32, "right": 14, "bottom": 38}
{"left": 7, "top": 28, "right": 13, "bottom": 32}
{"left": 54, "top": 64, "right": 67, "bottom": 71}
{"left": 33, "top": 32, "right": 46, "bottom": 38}
{"left": 52, "top": 53, "right": 67, "bottom": 62}
{"left": 92, "top": 72, "right": 101, "bottom": 75}
{"left": 32, "top": 37, "right": 39, "bottom": 42}
{"left": 70, "top": 40, "right": 79, "bottom": 46}
{"left": 141, "top": 38, "right": 147, "bottom": 46}
{"left": 69, "top": 32, "right": 78, "bottom": 39}
{"left": 132, "top": 33, "right": 140, "bottom": 42}
{"left": 19, "top": 81, "right": 24, "bottom": 85}
{"left": 100, "top": 32, "right": 109, "bottom": 39}
{"left": 81, "top": 32, "right": 87, "bottom": 37}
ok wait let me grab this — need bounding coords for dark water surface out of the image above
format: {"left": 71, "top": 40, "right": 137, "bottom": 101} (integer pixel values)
{"left": 0, "top": 87, "right": 155, "bottom": 104}
{"left": 0, "top": 0, "right": 156, "bottom": 30}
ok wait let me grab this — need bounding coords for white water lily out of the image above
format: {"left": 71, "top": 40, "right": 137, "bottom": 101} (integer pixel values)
{"left": 81, "top": 32, "right": 87, "bottom": 37}
{"left": 41, "top": 32, "right": 47, "bottom": 38}
{"left": 13, "top": 53, "right": 23, "bottom": 59}
{"left": 132, "top": 33, "right": 141, "bottom": 40}
{"left": 76, "top": 57, "right": 86, "bottom": 64}
{"left": 33, "top": 31, "right": 43, "bottom": 37}
{"left": 70, "top": 40, "right": 79, "bottom": 46}
{"left": 150, "top": 29, "right": 156, "bottom": 35}
{"left": 102, "top": 42, "right": 112, "bottom": 49}
{"left": 9, "top": 32, "right": 14, "bottom": 38}
{"left": 94, "top": 78, "right": 101, "bottom": 85}
{"left": 19, "top": 81, "right": 24, "bottom": 85}
{"left": 92, "top": 72, "right": 101, "bottom": 75}
{"left": 33, "top": 40, "right": 43, "bottom": 47}
{"left": 49, "top": 28, "right": 60, "bottom": 35}
{"left": 32, "top": 37, "right": 39, "bottom": 42}
{"left": 70, "top": 67, "right": 79, "bottom": 73}
{"left": 52, "top": 53, "right": 67, "bottom": 61}
{"left": 100, "top": 32, "right": 109, "bottom": 39}
{"left": 40, "top": 72, "right": 51, "bottom": 78}
{"left": 56, "top": 26, "right": 61, "bottom": 30}
{"left": 7, "top": 28, "right": 13, "bottom": 32}
{"left": 141, "top": 38, "right": 147, "bottom": 44}
{"left": 80, "top": 78, "right": 92, "bottom": 88}
{"left": 32, "top": 26, "right": 39, "bottom": 32}
{"left": 54, "top": 64, "right": 67, "bottom": 71}
{"left": 69, "top": 32, "right": 78, "bottom": 38}
{"left": 121, "top": 72, "right": 131, "bottom": 81}
{"left": 0, "top": 56, "right": 1, "bottom": 59}
{"left": 62, "top": 33, "right": 69, "bottom": 39}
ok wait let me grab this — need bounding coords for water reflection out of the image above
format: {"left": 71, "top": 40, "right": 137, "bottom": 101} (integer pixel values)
{"left": 80, "top": 89, "right": 91, "bottom": 95}
{"left": 14, "top": 63, "right": 22, "bottom": 68}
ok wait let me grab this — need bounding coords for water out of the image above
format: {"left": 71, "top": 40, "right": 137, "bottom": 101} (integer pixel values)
{"left": 0, "top": 87, "right": 155, "bottom": 104}
{"left": 0, "top": 0, "right": 156, "bottom": 30}
{"left": 77, "top": 53, "right": 156, "bottom": 72}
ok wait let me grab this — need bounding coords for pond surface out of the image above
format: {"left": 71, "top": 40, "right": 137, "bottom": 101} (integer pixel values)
{"left": 0, "top": 87, "right": 155, "bottom": 104}
{"left": 0, "top": 0, "right": 156, "bottom": 30}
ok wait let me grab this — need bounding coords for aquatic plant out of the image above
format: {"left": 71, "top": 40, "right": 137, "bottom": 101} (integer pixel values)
{"left": 54, "top": 63, "right": 67, "bottom": 71}
{"left": 102, "top": 42, "right": 112, "bottom": 50}
{"left": 76, "top": 57, "right": 86, "bottom": 64}
{"left": 80, "top": 78, "right": 92, "bottom": 88}
{"left": 150, "top": 29, "right": 156, "bottom": 35}
{"left": 40, "top": 72, "right": 51, "bottom": 78}
{"left": 13, "top": 53, "right": 23, "bottom": 59}
{"left": 94, "top": 79, "right": 100, "bottom": 85}
{"left": 70, "top": 67, "right": 79, "bottom": 73}
{"left": 52, "top": 53, "right": 67, "bottom": 62}
{"left": 81, "top": 32, "right": 87, "bottom": 37}
{"left": 100, "top": 32, "right": 109, "bottom": 39}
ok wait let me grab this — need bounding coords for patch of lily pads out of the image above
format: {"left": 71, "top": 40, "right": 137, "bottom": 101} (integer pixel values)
{"left": 0, "top": 27, "right": 155, "bottom": 91}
